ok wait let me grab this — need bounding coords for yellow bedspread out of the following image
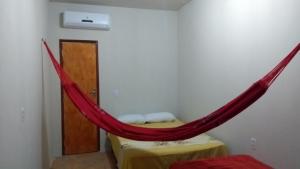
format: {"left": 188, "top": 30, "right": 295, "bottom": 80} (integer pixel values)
{"left": 108, "top": 120, "right": 228, "bottom": 169}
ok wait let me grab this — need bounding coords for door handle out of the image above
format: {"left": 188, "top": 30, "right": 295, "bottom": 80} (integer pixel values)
{"left": 89, "top": 89, "right": 97, "bottom": 97}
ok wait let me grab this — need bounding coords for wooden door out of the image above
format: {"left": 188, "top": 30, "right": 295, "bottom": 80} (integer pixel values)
{"left": 60, "top": 40, "right": 100, "bottom": 155}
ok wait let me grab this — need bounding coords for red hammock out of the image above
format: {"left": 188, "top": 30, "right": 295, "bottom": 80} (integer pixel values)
{"left": 43, "top": 41, "right": 300, "bottom": 141}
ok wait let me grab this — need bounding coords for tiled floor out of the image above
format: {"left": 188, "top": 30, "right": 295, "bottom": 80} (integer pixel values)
{"left": 51, "top": 152, "right": 117, "bottom": 169}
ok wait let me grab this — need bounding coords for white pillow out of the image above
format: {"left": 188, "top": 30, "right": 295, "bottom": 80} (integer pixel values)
{"left": 117, "top": 114, "right": 146, "bottom": 124}
{"left": 145, "top": 112, "right": 176, "bottom": 123}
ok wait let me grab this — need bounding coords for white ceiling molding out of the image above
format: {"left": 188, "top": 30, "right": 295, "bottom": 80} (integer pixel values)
{"left": 50, "top": 0, "right": 192, "bottom": 10}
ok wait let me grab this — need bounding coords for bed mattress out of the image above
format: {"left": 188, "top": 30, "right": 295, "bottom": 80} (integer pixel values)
{"left": 170, "top": 155, "right": 273, "bottom": 169}
{"left": 108, "top": 120, "right": 228, "bottom": 169}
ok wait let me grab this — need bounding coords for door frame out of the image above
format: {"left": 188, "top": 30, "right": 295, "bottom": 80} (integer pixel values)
{"left": 59, "top": 39, "right": 100, "bottom": 155}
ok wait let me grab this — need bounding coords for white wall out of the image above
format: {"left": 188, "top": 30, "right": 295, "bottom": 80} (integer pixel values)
{"left": 178, "top": 0, "right": 300, "bottom": 168}
{"left": 46, "top": 2, "right": 178, "bottom": 159}
{"left": 0, "top": 0, "right": 48, "bottom": 169}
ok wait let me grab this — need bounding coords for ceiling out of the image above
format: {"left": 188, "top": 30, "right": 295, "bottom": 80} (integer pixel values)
{"left": 50, "top": 0, "right": 192, "bottom": 10}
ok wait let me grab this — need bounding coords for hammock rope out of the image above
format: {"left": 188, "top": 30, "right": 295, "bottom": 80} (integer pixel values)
{"left": 43, "top": 41, "right": 300, "bottom": 141}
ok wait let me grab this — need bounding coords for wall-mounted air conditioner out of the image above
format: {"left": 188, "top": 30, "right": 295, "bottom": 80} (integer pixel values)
{"left": 62, "top": 11, "right": 111, "bottom": 30}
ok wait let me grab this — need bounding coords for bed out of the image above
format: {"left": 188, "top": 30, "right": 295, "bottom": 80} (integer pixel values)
{"left": 169, "top": 155, "right": 273, "bottom": 169}
{"left": 107, "top": 119, "right": 228, "bottom": 169}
